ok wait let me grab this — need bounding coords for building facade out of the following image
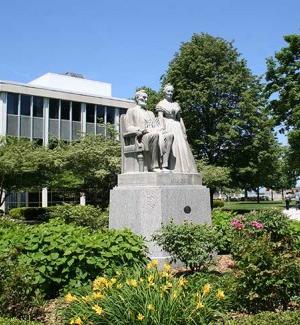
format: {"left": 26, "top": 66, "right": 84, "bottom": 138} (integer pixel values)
{"left": 0, "top": 72, "right": 134, "bottom": 210}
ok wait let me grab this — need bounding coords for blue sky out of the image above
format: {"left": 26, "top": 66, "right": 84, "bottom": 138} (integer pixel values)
{"left": 1, "top": 0, "right": 299, "bottom": 99}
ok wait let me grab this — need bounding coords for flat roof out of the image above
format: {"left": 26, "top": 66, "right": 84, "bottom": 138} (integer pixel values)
{"left": 0, "top": 80, "right": 134, "bottom": 109}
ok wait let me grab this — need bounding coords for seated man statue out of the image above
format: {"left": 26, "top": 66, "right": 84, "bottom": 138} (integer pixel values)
{"left": 124, "top": 89, "right": 174, "bottom": 172}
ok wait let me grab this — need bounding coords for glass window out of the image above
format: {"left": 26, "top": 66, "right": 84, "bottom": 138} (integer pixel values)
{"left": 86, "top": 104, "right": 95, "bottom": 123}
{"left": 61, "top": 100, "right": 70, "bottom": 120}
{"left": 33, "top": 96, "right": 43, "bottom": 117}
{"left": 72, "top": 102, "right": 81, "bottom": 121}
{"left": 49, "top": 98, "right": 59, "bottom": 119}
{"left": 7, "top": 92, "right": 19, "bottom": 115}
{"left": 96, "top": 105, "right": 105, "bottom": 124}
{"left": 20, "top": 95, "right": 31, "bottom": 116}
{"left": 119, "top": 108, "right": 127, "bottom": 116}
{"left": 106, "top": 107, "right": 115, "bottom": 124}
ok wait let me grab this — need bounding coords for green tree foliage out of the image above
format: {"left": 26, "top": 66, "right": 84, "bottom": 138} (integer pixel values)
{"left": 265, "top": 34, "right": 300, "bottom": 130}
{"left": 50, "top": 133, "right": 121, "bottom": 208}
{"left": 162, "top": 33, "right": 279, "bottom": 195}
{"left": 0, "top": 137, "right": 56, "bottom": 207}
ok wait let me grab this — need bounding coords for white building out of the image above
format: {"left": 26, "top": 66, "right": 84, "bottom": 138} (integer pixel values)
{"left": 0, "top": 72, "right": 134, "bottom": 210}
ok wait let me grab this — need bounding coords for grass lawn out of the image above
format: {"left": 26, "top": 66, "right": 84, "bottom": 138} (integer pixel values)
{"left": 223, "top": 200, "right": 286, "bottom": 211}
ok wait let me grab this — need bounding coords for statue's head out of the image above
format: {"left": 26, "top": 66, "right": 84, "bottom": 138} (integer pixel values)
{"left": 163, "top": 84, "right": 174, "bottom": 101}
{"left": 135, "top": 89, "right": 148, "bottom": 108}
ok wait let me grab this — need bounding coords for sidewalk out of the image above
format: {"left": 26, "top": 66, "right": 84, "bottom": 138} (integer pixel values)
{"left": 283, "top": 208, "right": 300, "bottom": 221}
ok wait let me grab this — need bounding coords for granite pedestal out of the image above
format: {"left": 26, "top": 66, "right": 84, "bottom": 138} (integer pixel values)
{"left": 109, "top": 172, "right": 211, "bottom": 262}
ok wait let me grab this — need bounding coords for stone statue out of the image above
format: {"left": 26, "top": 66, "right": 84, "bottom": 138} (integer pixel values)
{"left": 124, "top": 89, "right": 174, "bottom": 172}
{"left": 156, "top": 84, "right": 198, "bottom": 173}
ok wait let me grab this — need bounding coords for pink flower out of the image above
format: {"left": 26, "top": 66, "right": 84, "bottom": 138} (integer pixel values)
{"left": 231, "top": 219, "right": 245, "bottom": 230}
{"left": 250, "top": 220, "right": 264, "bottom": 229}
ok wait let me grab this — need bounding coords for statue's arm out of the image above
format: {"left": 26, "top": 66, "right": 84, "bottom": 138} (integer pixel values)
{"left": 124, "top": 110, "right": 141, "bottom": 134}
{"left": 157, "top": 111, "right": 166, "bottom": 130}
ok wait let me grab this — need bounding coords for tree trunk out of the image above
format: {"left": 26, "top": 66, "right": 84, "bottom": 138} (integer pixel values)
{"left": 271, "top": 189, "right": 274, "bottom": 201}
{"left": 210, "top": 188, "right": 214, "bottom": 210}
{"left": 244, "top": 189, "right": 248, "bottom": 200}
{"left": 281, "top": 188, "right": 284, "bottom": 201}
{"left": 256, "top": 187, "right": 260, "bottom": 204}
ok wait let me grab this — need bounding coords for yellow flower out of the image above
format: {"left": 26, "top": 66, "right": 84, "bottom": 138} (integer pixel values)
{"left": 203, "top": 283, "right": 211, "bottom": 295}
{"left": 161, "top": 281, "right": 173, "bottom": 292}
{"left": 161, "top": 271, "right": 171, "bottom": 278}
{"left": 147, "top": 304, "right": 155, "bottom": 311}
{"left": 147, "top": 275, "right": 155, "bottom": 287}
{"left": 92, "top": 304, "right": 104, "bottom": 315}
{"left": 146, "top": 259, "right": 158, "bottom": 269}
{"left": 127, "top": 279, "right": 138, "bottom": 287}
{"left": 196, "top": 301, "right": 204, "bottom": 309}
{"left": 172, "top": 290, "right": 178, "bottom": 299}
{"left": 137, "top": 313, "right": 145, "bottom": 321}
{"left": 178, "top": 277, "right": 188, "bottom": 287}
{"left": 110, "top": 278, "right": 117, "bottom": 285}
{"left": 216, "top": 289, "right": 225, "bottom": 300}
{"left": 65, "top": 293, "right": 77, "bottom": 303}
{"left": 82, "top": 295, "right": 92, "bottom": 302}
{"left": 93, "top": 277, "right": 110, "bottom": 291}
{"left": 163, "top": 263, "right": 171, "bottom": 272}
{"left": 116, "top": 283, "right": 123, "bottom": 289}
{"left": 70, "top": 317, "right": 83, "bottom": 325}
{"left": 92, "top": 292, "right": 104, "bottom": 300}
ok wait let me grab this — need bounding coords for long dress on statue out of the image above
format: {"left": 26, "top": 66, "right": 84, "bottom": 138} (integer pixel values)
{"left": 156, "top": 99, "right": 198, "bottom": 173}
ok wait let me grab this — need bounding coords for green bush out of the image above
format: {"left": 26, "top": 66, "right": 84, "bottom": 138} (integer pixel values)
{"left": 0, "top": 318, "right": 42, "bottom": 325}
{"left": 0, "top": 219, "right": 148, "bottom": 298}
{"left": 213, "top": 200, "right": 225, "bottom": 208}
{"left": 48, "top": 204, "right": 108, "bottom": 229}
{"left": 9, "top": 207, "right": 49, "bottom": 222}
{"left": 0, "top": 253, "right": 44, "bottom": 319}
{"left": 212, "top": 209, "right": 236, "bottom": 254}
{"left": 246, "top": 209, "right": 296, "bottom": 246}
{"left": 224, "top": 310, "right": 300, "bottom": 324}
{"left": 230, "top": 226, "right": 300, "bottom": 312}
{"left": 62, "top": 262, "right": 227, "bottom": 325}
{"left": 153, "top": 221, "right": 218, "bottom": 271}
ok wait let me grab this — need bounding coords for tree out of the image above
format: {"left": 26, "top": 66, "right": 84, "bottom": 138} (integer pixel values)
{"left": 0, "top": 137, "right": 55, "bottom": 207}
{"left": 50, "top": 132, "right": 121, "bottom": 208}
{"left": 162, "top": 33, "right": 279, "bottom": 198}
{"left": 265, "top": 34, "right": 300, "bottom": 131}
{"left": 197, "top": 160, "right": 230, "bottom": 206}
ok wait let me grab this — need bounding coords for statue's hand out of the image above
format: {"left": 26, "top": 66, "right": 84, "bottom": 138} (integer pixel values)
{"left": 142, "top": 128, "right": 149, "bottom": 134}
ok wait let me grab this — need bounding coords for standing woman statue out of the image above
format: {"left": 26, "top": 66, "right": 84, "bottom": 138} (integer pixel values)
{"left": 156, "top": 84, "right": 198, "bottom": 173}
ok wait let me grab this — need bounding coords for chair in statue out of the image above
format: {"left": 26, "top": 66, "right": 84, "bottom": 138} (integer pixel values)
{"left": 119, "top": 114, "right": 145, "bottom": 173}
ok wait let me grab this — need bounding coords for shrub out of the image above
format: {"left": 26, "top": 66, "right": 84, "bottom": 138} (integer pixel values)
{"left": 0, "top": 219, "right": 148, "bottom": 298}
{"left": 0, "top": 318, "right": 42, "bottom": 325}
{"left": 213, "top": 200, "right": 225, "bottom": 208}
{"left": 212, "top": 209, "right": 236, "bottom": 254}
{"left": 48, "top": 204, "right": 109, "bottom": 229}
{"left": 9, "top": 207, "right": 49, "bottom": 222}
{"left": 230, "top": 222, "right": 300, "bottom": 312}
{"left": 245, "top": 209, "right": 296, "bottom": 246}
{"left": 0, "top": 253, "right": 44, "bottom": 319}
{"left": 153, "top": 221, "right": 218, "bottom": 271}
{"left": 224, "top": 310, "right": 300, "bottom": 324}
{"left": 62, "top": 262, "right": 227, "bottom": 325}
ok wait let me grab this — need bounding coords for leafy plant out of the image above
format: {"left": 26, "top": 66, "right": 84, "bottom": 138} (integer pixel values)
{"left": 62, "top": 261, "right": 227, "bottom": 324}
{"left": 9, "top": 207, "right": 49, "bottom": 222}
{"left": 212, "top": 209, "right": 236, "bottom": 254}
{"left": 153, "top": 221, "right": 218, "bottom": 271}
{"left": 0, "top": 219, "right": 147, "bottom": 298}
{"left": 224, "top": 309, "right": 300, "bottom": 324}
{"left": 48, "top": 204, "right": 109, "bottom": 229}
{"left": 0, "top": 318, "right": 42, "bottom": 325}
{"left": 0, "top": 252, "right": 44, "bottom": 319}
{"left": 230, "top": 226, "right": 300, "bottom": 311}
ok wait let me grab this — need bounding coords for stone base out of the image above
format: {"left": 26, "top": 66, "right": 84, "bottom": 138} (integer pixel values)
{"left": 109, "top": 172, "right": 211, "bottom": 261}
